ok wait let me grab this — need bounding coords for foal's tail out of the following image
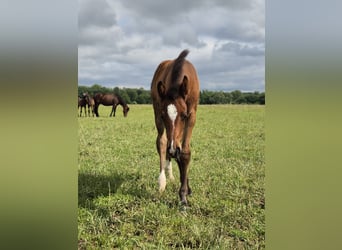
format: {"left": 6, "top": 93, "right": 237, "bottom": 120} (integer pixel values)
{"left": 177, "top": 49, "right": 189, "bottom": 60}
{"left": 171, "top": 49, "right": 189, "bottom": 84}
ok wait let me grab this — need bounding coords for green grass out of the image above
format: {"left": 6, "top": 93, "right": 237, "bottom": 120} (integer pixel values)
{"left": 78, "top": 104, "right": 265, "bottom": 249}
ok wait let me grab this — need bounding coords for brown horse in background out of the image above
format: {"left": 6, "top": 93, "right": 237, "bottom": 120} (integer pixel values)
{"left": 85, "top": 94, "right": 95, "bottom": 117}
{"left": 93, "top": 93, "right": 130, "bottom": 117}
{"left": 151, "top": 49, "right": 200, "bottom": 206}
{"left": 78, "top": 93, "right": 88, "bottom": 117}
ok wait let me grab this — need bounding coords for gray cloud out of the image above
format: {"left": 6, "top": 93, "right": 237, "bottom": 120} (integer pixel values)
{"left": 78, "top": 0, "right": 265, "bottom": 92}
{"left": 218, "top": 42, "right": 265, "bottom": 57}
{"left": 79, "top": 0, "right": 116, "bottom": 29}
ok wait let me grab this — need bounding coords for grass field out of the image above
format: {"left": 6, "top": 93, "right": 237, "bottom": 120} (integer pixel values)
{"left": 78, "top": 104, "right": 265, "bottom": 249}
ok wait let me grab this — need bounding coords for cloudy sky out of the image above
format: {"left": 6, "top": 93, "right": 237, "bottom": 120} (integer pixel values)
{"left": 78, "top": 0, "right": 264, "bottom": 92}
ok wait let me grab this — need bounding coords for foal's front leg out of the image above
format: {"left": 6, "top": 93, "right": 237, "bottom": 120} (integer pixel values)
{"left": 177, "top": 151, "right": 191, "bottom": 205}
{"left": 157, "top": 132, "right": 167, "bottom": 192}
{"left": 178, "top": 111, "right": 196, "bottom": 205}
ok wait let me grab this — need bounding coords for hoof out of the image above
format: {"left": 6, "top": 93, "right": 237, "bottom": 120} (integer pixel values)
{"left": 158, "top": 171, "right": 166, "bottom": 192}
{"left": 179, "top": 202, "right": 189, "bottom": 214}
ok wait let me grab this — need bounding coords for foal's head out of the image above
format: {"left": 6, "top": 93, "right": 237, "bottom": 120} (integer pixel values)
{"left": 158, "top": 80, "right": 190, "bottom": 159}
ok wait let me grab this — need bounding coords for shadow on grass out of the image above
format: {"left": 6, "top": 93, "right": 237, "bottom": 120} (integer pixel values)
{"left": 78, "top": 170, "right": 152, "bottom": 208}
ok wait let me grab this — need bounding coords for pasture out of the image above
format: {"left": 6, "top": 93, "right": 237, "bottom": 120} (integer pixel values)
{"left": 78, "top": 104, "right": 265, "bottom": 249}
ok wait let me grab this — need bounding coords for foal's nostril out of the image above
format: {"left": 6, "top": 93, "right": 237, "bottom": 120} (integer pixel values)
{"left": 176, "top": 147, "right": 181, "bottom": 155}
{"left": 168, "top": 145, "right": 181, "bottom": 158}
{"left": 167, "top": 145, "right": 174, "bottom": 155}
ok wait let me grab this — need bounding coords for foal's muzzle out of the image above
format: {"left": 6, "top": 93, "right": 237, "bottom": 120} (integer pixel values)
{"left": 168, "top": 146, "right": 181, "bottom": 161}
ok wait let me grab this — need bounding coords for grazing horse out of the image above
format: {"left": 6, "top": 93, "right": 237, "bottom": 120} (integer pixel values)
{"left": 151, "top": 49, "right": 200, "bottom": 206}
{"left": 78, "top": 94, "right": 88, "bottom": 117}
{"left": 93, "top": 93, "right": 130, "bottom": 117}
{"left": 85, "top": 94, "right": 95, "bottom": 117}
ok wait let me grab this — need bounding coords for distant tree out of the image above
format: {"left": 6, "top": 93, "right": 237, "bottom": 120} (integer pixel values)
{"left": 126, "top": 88, "right": 138, "bottom": 103}
{"left": 237, "top": 96, "right": 247, "bottom": 104}
{"left": 212, "top": 91, "right": 228, "bottom": 104}
{"left": 244, "top": 92, "right": 259, "bottom": 104}
{"left": 137, "top": 88, "right": 144, "bottom": 96}
{"left": 113, "top": 87, "right": 120, "bottom": 95}
{"left": 137, "top": 91, "right": 151, "bottom": 104}
{"left": 224, "top": 92, "right": 232, "bottom": 104}
{"left": 200, "top": 90, "right": 210, "bottom": 104}
{"left": 231, "top": 90, "right": 242, "bottom": 104}
{"left": 78, "top": 85, "right": 89, "bottom": 96}
{"left": 259, "top": 92, "right": 265, "bottom": 104}
{"left": 78, "top": 85, "right": 264, "bottom": 105}
{"left": 200, "top": 90, "right": 233, "bottom": 104}
{"left": 91, "top": 84, "right": 107, "bottom": 93}
{"left": 119, "top": 91, "right": 131, "bottom": 104}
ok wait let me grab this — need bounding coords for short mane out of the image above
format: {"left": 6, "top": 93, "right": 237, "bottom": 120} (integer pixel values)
{"left": 167, "top": 49, "right": 189, "bottom": 100}
{"left": 116, "top": 94, "right": 127, "bottom": 106}
{"left": 171, "top": 49, "right": 189, "bottom": 85}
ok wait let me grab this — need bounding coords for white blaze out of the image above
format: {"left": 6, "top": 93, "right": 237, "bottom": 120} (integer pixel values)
{"left": 167, "top": 104, "right": 178, "bottom": 154}
{"left": 167, "top": 104, "right": 177, "bottom": 123}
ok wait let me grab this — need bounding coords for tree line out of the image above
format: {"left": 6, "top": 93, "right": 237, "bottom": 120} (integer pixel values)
{"left": 78, "top": 84, "right": 265, "bottom": 105}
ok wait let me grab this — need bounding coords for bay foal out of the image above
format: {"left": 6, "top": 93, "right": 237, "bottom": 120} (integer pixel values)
{"left": 151, "top": 50, "right": 200, "bottom": 205}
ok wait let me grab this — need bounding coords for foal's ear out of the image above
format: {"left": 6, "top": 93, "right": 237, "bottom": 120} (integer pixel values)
{"left": 157, "top": 81, "right": 166, "bottom": 98}
{"left": 179, "top": 75, "right": 189, "bottom": 98}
